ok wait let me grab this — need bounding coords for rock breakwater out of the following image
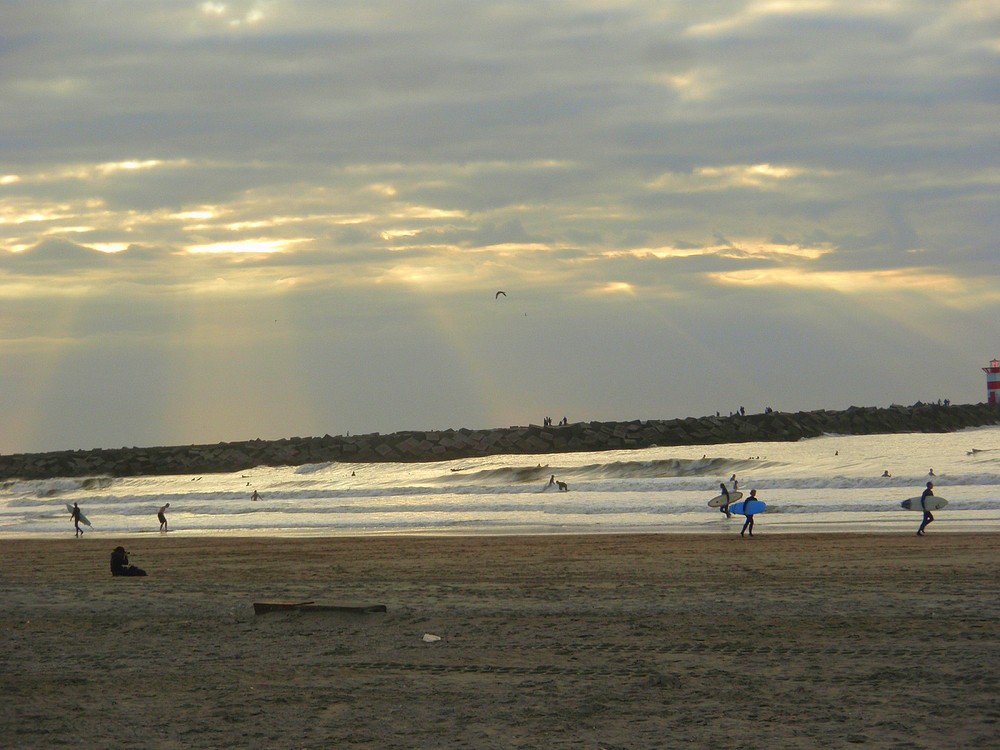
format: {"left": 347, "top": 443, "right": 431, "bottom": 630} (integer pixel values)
{"left": 2, "top": 402, "right": 998, "bottom": 481}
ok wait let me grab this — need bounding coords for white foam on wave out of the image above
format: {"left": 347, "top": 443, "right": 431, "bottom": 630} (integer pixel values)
{"left": 2, "top": 426, "right": 998, "bottom": 537}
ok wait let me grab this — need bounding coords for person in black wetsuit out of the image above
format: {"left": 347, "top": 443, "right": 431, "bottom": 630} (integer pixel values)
{"left": 741, "top": 489, "right": 759, "bottom": 538}
{"left": 718, "top": 482, "right": 732, "bottom": 518}
{"left": 71, "top": 503, "right": 84, "bottom": 537}
{"left": 917, "top": 481, "right": 935, "bottom": 536}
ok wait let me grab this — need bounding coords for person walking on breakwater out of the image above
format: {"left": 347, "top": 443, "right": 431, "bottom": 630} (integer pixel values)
{"left": 718, "top": 482, "right": 733, "bottom": 519}
{"left": 71, "top": 502, "right": 84, "bottom": 537}
{"left": 158, "top": 503, "right": 170, "bottom": 532}
{"left": 741, "top": 490, "right": 759, "bottom": 538}
{"left": 917, "top": 481, "right": 935, "bottom": 536}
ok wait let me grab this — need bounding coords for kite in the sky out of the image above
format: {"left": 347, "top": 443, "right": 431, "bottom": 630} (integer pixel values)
{"left": 495, "top": 290, "right": 506, "bottom": 298}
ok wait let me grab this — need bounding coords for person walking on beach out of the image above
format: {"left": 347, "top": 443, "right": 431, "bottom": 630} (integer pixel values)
{"left": 718, "top": 482, "right": 733, "bottom": 519}
{"left": 71, "top": 502, "right": 84, "bottom": 537}
{"left": 158, "top": 503, "right": 170, "bottom": 532}
{"left": 741, "top": 489, "right": 759, "bottom": 538}
{"left": 917, "top": 481, "right": 935, "bottom": 536}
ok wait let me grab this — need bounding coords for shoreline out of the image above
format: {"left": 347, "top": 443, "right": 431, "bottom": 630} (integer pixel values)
{"left": 7, "top": 512, "right": 1000, "bottom": 543}
{"left": 3, "top": 532, "right": 998, "bottom": 748}
{"left": 4, "top": 528, "right": 998, "bottom": 543}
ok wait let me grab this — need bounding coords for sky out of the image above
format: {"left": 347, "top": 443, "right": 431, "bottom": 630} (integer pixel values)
{"left": 2, "top": 1, "right": 999, "bottom": 454}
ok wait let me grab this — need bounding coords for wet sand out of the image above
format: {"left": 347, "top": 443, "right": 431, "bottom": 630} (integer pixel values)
{"left": 2, "top": 533, "right": 998, "bottom": 749}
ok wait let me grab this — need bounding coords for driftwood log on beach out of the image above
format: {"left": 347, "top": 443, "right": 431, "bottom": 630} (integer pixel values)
{"left": 2, "top": 401, "right": 998, "bottom": 480}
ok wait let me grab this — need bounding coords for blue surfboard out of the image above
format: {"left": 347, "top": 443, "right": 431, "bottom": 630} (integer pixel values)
{"left": 729, "top": 499, "right": 766, "bottom": 516}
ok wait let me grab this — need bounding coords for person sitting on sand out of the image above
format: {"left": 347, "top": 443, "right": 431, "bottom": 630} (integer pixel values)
{"left": 741, "top": 490, "right": 759, "bottom": 538}
{"left": 718, "top": 482, "right": 732, "bottom": 519}
{"left": 110, "top": 546, "right": 147, "bottom": 577}
{"left": 917, "top": 482, "right": 935, "bottom": 536}
{"left": 158, "top": 503, "right": 170, "bottom": 532}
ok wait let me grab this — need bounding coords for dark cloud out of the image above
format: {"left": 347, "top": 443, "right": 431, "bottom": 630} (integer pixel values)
{"left": 2, "top": 239, "right": 111, "bottom": 270}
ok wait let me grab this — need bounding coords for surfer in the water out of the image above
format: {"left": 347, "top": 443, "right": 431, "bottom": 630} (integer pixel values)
{"left": 740, "top": 490, "right": 759, "bottom": 537}
{"left": 71, "top": 502, "right": 84, "bottom": 537}
{"left": 718, "top": 482, "right": 732, "bottom": 518}
{"left": 158, "top": 503, "right": 170, "bottom": 532}
{"left": 917, "top": 481, "right": 935, "bottom": 536}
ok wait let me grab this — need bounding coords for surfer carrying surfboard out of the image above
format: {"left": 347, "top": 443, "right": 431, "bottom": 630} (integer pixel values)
{"left": 741, "top": 489, "right": 760, "bottom": 537}
{"left": 718, "top": 483, "right": 733, "bottom": 518}
{"left": 917, "top": 482, "right": 935, "bottom": 536}
{"left": 71, "top": 502, "right": 84, "bottom": 537}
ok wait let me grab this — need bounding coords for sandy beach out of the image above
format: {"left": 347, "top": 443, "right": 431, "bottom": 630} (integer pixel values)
{"left": 2, "top": 532, "right": 998, "bottom": 749}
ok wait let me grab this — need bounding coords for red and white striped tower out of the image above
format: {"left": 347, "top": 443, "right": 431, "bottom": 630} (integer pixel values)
{"left": 984, "top": 358, "right": 1000, "bottom": 404}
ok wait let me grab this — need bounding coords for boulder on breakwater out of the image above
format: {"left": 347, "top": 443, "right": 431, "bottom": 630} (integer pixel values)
{"left": 1, "top": 402, "right": 997, "bottom": 481}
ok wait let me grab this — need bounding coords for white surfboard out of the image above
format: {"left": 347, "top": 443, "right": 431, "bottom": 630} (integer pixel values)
{"left": 901, "top": 496, "right": 948, "bottom": 511}
{"left": 707, "top": 490, "right": 742, "bottom": 508}
{"left": 66, "top": 503, "right": 92, "bottom": 527}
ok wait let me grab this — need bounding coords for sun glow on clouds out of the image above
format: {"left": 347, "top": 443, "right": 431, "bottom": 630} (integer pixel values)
{"left": 392, "top": 206, "right": 466, "bottom": 220}
{"left": 710, "top": 267, "right": 969, "bottom": 297}
{"left": 186, "top": 238, "right": 308, "bottom": 254}
{"left": 698, "top": 164, "right": 803, "bottom": 183}
{"left": 382, "top": 264, "right": 467, "bottom": 290}
{"left": 366, "top": 183, "right": 398, "bottom": 197}
{"left": 652, "top": 70, "right": 719, "bottom": 101}
{"left": 610, "top": 240, "right": 832, "bottom": 262}
{"left": 14, "top": 159, "right": 190, "bottom": 185}
{"left": 95, "top": 160, "right": 166, "bottom": 176}
{"left": 171, "top": 209, "right": 218, "bottom": 221}
{"left": 198, "top": 1, "right": 266, "bottom": 28}
{"left": 593, "top": 282, "right": 635, "bottom": 296}
{"left": 0, "top": 208, "right": 73, "bottom": 226}
{"left": 381, "top": 229, "right": 420, "bottom": 240}
{"left": 685, "top": 1, "right": 841, "bottom": 37}
{"left": 648, "top": 163, "right": 816, "bottom": 192}
{"left": 88, "top": 243, "right": 131, "bottom": 254}
{"left": 200, "top": 2, "right": 226, "bottom": 15}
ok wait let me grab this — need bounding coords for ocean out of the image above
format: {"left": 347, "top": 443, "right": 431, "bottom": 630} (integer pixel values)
{"left": 3, "top": 426, "right": 999, "bottom": 538}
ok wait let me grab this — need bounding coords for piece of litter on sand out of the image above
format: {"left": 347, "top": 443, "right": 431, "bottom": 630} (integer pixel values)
{"left": 422, "top": 633, "right": 442, "bottom": 642}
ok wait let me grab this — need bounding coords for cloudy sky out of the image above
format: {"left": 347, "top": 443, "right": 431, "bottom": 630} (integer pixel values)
{"left": 2, "top": 1, "right": 998, "bottom": 454}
